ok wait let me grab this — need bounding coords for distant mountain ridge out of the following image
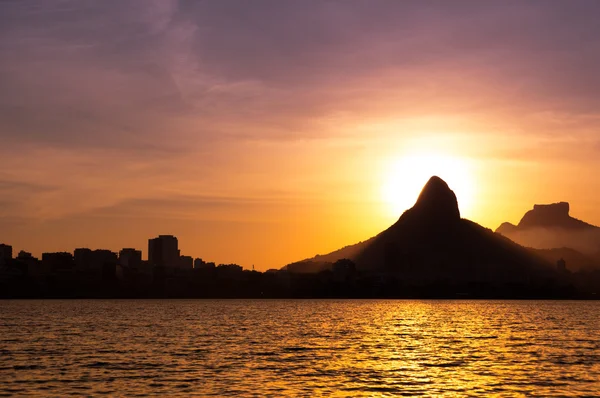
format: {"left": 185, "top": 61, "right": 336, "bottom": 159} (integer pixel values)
{"left": 530, "top": 247, "right": 600, "bottom": 272}
{"left": 496, "top": 202, "right": 600, "bottom": 259}
{"left": 286, "top": 176, "right": 553, "bottom": 282}
{"left": 497, "top": 202, "right": 596, "bottom": 233}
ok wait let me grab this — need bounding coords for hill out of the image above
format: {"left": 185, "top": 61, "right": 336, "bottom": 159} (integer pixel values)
{"left": 530, "top": 247, "right": 600, "bottom": 272}
{"left": 496, "top": 202, "right": 600, "bottom": 268}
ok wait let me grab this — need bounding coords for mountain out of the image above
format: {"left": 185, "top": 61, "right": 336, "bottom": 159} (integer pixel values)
{"left": 530, "top": 247, "right": 600, "bottom": 272}
{"left": 286, "top": 176, "right": 553, "bottom": 282}
{"left": 285, "top": 238, "right": 374, "bottom": 273}
{"left": 496, "top": 202, "right": 600, "bottom": 258}
{"left": 497, "top": 202, "right": 595, "bottom": 232}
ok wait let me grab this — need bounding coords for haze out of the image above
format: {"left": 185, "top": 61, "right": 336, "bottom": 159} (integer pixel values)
{"left": 2, "top": 1, "right": 600, "bottom": 270}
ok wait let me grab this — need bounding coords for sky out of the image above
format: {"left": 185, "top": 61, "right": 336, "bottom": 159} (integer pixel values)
{"left": 2, "top": 0, "right": 600, "bottom": 270}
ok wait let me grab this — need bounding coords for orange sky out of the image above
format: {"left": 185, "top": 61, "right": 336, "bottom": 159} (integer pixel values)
{"left": 2, "top": 1, "right": 600, "bottom": 270}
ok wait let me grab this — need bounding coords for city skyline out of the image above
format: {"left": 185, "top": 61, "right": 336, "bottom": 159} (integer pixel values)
{"left": 0, "top": 234, "right": 225, "bottom": 270}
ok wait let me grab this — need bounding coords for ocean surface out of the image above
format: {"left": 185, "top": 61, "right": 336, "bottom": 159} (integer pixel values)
{"left": 1, "top": 300, "right": 599, "bottom": 397}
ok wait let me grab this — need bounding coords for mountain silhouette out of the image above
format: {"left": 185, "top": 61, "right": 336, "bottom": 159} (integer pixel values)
{"left": 497, "top": 202, "right": 595, "bottom": 233}
{"left": 496, "top": 202, "right": 600, "bottom": 257}
{"left": 287, "top": 176, "right": 552, "bottom": 281}
{"left": 530, "top": 247, "right": 600, "bottom": 272}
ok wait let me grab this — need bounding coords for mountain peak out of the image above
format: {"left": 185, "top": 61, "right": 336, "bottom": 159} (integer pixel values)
{"left": 495, "top": 201, "right": 600, "bottom": 254}
{"left": 410, "top": 176, "right": 460, "bottom": 222}
{"left": 519, "top": 202, "right": 575, "bottom": 229}
{"left": 288, "top": 175, "right": 557, "bottom": 279}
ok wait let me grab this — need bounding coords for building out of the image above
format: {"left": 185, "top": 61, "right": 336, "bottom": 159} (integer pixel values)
{"left": 16, "top": 251, "right": 42, "bottom": 276}
{"left": 148, "top": 235, "right": 180, "bottom": 267}
{"left": 218, "top": 263, "right": 243, "bottom": 273}
{"left": 73, "top": 248, "right": 118, "bottom": 280}
{"left": 0, "top": 244, "right": 13, "bottom": 266}
{"left": 17, "top": 251, "right": 34, "bottom": 260}
{"left": 42, "top": 252, "right": 74, "bottom": 273}
{"left": 74, "top": 248, "right": 93, "bottom": 270}
{"left": 179, "top": 255, "right": 193, "bottom": 269}
{"left": 194, "top": 258, "right": 216, "bottom": 270}
{"left": 194, "top": 258, "right": 205, "bottom": 269}
{"left": 119, "top": 248, "right": 142, "bottom": 268}
{"left": 92, "top": 250, "right": 118, "bottom": 280}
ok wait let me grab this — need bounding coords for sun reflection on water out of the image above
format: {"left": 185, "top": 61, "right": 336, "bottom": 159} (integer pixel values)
{"left": 0, "top": 300, "right": 599, "bottom": 396}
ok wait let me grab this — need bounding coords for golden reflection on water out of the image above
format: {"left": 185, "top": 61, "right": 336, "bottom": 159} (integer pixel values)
{"left": 1, "top": 300, "right": 599, "bottom": 396}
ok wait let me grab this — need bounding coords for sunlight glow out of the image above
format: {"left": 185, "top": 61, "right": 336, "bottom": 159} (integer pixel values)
{"left": 381, "top": 153, "right": 475, "bottom": 217}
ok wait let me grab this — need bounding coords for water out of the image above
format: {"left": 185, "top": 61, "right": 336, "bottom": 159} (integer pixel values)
{"left": 1, "top": 300, "right": 599, "bottom": 397}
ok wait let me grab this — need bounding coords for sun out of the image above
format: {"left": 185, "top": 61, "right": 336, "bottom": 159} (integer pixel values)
{"left": 381, "top": 153, "right": 475, "bottom": 217}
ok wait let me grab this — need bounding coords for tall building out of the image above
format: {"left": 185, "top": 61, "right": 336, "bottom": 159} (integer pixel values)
{"left": 74, "top": 248, "right": 93, "bottom": 270}
{"left": 42, "top": 252, "right": 74, "bottom": 272}
{"left": 119, "top": 248, "right": 142, "bottom": 268}
{"left": 0, "top": 244, "right": 12, "bottom": 266}
{"left": 90, "top": 250, "right": 118, "bottom": 270}
{"left": 91, "top": 250, "right": 118, "bottom": 280}
{"left": 16, "top": 251, "right": 41, "bottom": 276}
{"left": 194, "top": 258, "right": 206, "bottom": 269}
{"left": 179, "top": 255, "right": 194, "bottom": 269}
{"left": 148, "top": 235, "right": 180, "bottom": 267}
{"left": 73, "top": 248, "right": 118, "bottom": 280}
{"left": 17, "top": 251, "right": 34, "bottom": 260}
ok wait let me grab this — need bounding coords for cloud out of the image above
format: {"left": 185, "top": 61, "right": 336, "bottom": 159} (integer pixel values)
{"left": 0, "top": 0, "right": 196, "bottom": 149}
{"left": 0, "top": 178, "right": 58, "bottom": 218}
{"left": 1, "top": 0, "right": 600, "bottom": 152}
{"left": 71, "top": 194, "right": 299, "bottom": 223}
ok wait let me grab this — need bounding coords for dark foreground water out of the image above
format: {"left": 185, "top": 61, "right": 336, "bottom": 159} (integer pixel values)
{"left": 1, "top": 300, "right": 599, "bottom": 397}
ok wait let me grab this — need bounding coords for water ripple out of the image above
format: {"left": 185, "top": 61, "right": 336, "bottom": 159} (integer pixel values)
{"left": 0, "top": 300, "right": 598, "bottom": 396}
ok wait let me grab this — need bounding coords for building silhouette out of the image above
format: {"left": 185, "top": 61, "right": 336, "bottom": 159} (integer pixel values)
{"left": 17, "top": 250, "right": 34, "bottom": 261}
{"left": 16, "top": 251, "right": 41, "bottom": 276}
{"left": 91, "top": 250, "right": 118, "bottom": 280}
{"left": 73, "top": 248, "right": 118, "bottom": 280}
{"left": 0, "top": 243, "right": 12, "bottom": 265}
{"left": 119, "top": 248, "right": 142, "bottom": 268}
{"left": 148, "top": 235, "right": 180, "bottom": 267}
{"left": 194, "top": 258, "right": 205, "bottom": 269}
{"left": 74, "top": 248, "right": 93, "bottom": 271}
{"left": 179, "top": 255, "right": 193, "bottom": 269}
{"left": 194, "top": 258, "right": 216, "bottom": 270}
{"left": 0, "top": 244, "right": 13, "bottom": 266}
{"left": 42, "top": 252, "right": 74, "bottom": 273}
